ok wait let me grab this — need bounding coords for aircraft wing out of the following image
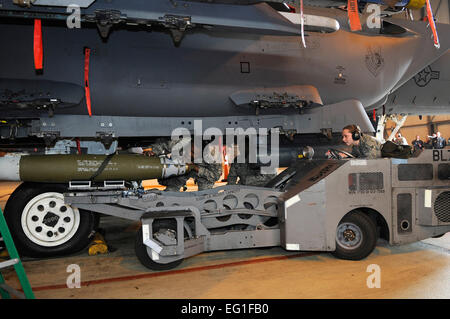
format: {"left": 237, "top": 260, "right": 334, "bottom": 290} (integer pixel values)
{"left": 0, "top": 0, "right": 301, "bottom": 37}
{"left": 380, "top": 52, "right": 450, "bottom": 115}
{"left": 383, "top": 18, "right": 450, "bottom": 93}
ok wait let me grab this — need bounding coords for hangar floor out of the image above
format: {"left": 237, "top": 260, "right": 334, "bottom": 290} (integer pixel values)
{"left": 1, "top": 181, "right": 449, "bottom": 299}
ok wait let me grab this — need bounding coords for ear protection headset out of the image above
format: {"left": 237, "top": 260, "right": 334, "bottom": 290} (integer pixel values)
{"left": 352, "top": 125, "right": 362, "bottom": 141}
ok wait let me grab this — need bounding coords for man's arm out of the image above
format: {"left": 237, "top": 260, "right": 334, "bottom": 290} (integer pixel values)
{"left": 148, "top": 139, "right": 172, "bottom": 156}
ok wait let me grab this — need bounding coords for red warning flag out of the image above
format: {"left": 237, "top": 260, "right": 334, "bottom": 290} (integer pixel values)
{"left": 84, "top": 47, "right": 93, "bottom": 117}
{"left": 347, "top": 0, "right": 362, "bottom": 32}
{"left": 33, "top": 19, "right": 43, "bottom": 70}
{"left": 425, "top": 0, "right": 440, "bottom": 49}
{"left": 222, "top": 145, "right": 230, "bottom": 181}
{"left": 76, "top": 138, "right": 82, "bottom": 155}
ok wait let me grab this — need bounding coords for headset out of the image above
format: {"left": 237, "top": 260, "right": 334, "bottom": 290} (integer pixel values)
{"left": 352, "top": 125, "right": 362, "bottom": 141}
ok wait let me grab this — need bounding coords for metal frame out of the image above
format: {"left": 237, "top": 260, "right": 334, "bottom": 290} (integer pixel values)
{"left": 63, "top": 149, "right": 450, "bottom": 266}
{"left": 66, "top": 184, "right": 283, "bottom": 264}
{"left": 0, "top": 99, "right": 372, "bottom": 140}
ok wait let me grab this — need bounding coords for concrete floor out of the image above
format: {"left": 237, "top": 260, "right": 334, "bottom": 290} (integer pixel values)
{"left": 1, "top": 181, "right": 449, "bottom": 299}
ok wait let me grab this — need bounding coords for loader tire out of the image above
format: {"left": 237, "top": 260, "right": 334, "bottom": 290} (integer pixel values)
{"left": 135, "top": 220, "right": 185, "bottom": 271}
{"left": 332, "top": 211, "right": 377, "bottom": 260}
{"left": 4, "top": 182, "right": 98, "bottom": 258}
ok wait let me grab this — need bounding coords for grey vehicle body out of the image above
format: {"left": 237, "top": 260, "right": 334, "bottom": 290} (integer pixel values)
{"left": 281, "top": 149, "right": 450, "bottom": 251}
{"left": 63, "top": 149, "right": 450, "bottom": 269}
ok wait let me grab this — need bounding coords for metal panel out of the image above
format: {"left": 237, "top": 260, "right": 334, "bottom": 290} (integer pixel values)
{"left": 434, "top": 191, "right": 450, "bottom": 223}
{"left": 324, "top": 158, "right": 392, "bottom": 247}
{"left": 417, "top": 188, "right": 434, "bottom": 226}
{"left": 398, "top": 164, "right": 433, "bottom": 181}
{"left": 416, "top": 189, "right": 450, "bottom": 237}
{"left": 397, "top": 193, "right": 412, "bottom": 233}
{"left": 438, "top": 164, "right": 450, "bottom": 181}
{"left": 392, "top": 189, "right": 416, "bottom": 244}
{"left": 207, "top": 229, "right": 280, "bottom": 251}
{"left": 392, "top": 150, "right": 449, "bottom": 188}
{"left": 282, "top": 180, "right": 328, "bottom": 251}
{"left": 31, "top": 99, "right": 373, "bottom": 138}
{"left": 359, "top": 172, "right": 384, "bottom": 190}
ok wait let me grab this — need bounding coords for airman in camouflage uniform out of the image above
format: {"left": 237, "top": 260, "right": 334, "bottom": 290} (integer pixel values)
{"left": 341, "top": 125, "right": 382, "bottom": 159}
{"left": 148, "top": 138, "right": 182, "bottom": 157}
{"left": 149, "top": 138, "right": 222, "bottom": 191}
{"left": 161, "top": 162, "right": 222, "bottom": 191}
{"left": 349, "top": 134, "right": 382, "bottom": 159}
{"left": 226, "top": 144, "right": 277, "bottom": 187}
{"left": 227, "top": 163, "right": 276, "bottom": 187}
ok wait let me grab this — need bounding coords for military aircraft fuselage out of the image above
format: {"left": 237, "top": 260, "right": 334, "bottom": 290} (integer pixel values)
{"left": 0, "top": 3, "right": 448, "bottom": 142}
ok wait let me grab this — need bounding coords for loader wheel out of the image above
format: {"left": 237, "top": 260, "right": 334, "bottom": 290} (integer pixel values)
{"left": 4, "top": 182, "right": 99, "bottom": 258}
{"left": 332, "top": 212, "right": 377, "bottom": 260}
{"left": 135, "top": 220, "right": 185, "bottom": 271}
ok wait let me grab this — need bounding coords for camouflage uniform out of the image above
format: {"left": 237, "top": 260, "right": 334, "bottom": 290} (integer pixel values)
{"left": 149, "top": 138, "right": 180, "bottom": 157}
{"left": 161, "top": 163, "right": 222, "bottom": 191}
{"left": 227, "top": 163, "right": 276, "bottom": 187}
{"left": 151, "top": 139, "right": 222, "bottom": 191}
{"left": 351, "top": 134, "right": 382, "bottom": 159}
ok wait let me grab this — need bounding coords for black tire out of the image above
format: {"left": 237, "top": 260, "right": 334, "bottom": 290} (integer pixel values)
{"left": 4, "top": 182, "right": 98, "bottom": 258}
{"left": 332, "top": 211, "right": 377, "bottom": 260}
{"left": 135, "top": 220, "right": 184, "bottom": 271}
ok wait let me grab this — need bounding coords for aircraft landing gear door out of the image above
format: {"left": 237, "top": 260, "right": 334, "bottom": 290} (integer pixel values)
{"left": 392, "top": 188, "right": 416, "bottom": 245}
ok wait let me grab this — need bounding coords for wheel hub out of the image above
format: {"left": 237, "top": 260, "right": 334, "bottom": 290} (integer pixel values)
{"left": 343, "top": 229, "right": 356, "bottom": 241}
{"left": 21, "top": 192, "right": 80, "bottom": 247}
{"left": 42, "top": 212, "right": 60, "bottom": 228}
{"left": 336, "top": 222, "right": 363, "bottom": 250}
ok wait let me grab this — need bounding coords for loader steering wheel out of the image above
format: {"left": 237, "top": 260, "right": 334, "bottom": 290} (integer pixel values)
{"left": 327, "top": 148, "right": 355, "bottom": 160}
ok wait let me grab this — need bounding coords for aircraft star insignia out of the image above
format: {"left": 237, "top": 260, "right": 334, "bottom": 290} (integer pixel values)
{"left": 414, "top": 66, "right": 440, "bottom": 87}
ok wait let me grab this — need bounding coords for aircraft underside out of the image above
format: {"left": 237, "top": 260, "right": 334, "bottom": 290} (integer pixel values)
{"left": 0, "top": 1, "right": 449, "bottom": 152}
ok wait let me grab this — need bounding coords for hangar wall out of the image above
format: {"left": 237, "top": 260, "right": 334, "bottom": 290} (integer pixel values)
{"left": 385, "top": 115, "right": 450, "bottom": 145}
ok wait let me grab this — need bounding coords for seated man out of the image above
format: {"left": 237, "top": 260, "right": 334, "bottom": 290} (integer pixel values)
{"left": 328, "top": 124, "right": 382, "bottom": 159}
